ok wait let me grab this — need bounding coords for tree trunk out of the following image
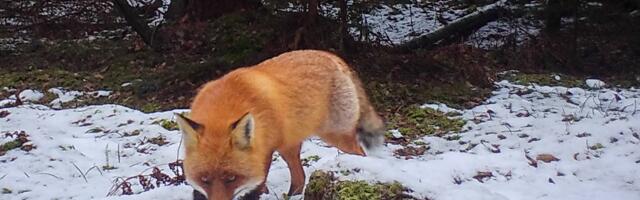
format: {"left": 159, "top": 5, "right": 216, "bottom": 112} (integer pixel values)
{"left": 112, "top": 0, "right": 160, "bottom": 49}
{"left": 307, "top": 0, "right": 319, "bottom": 24}
{"left": 399, "top": 1, "right": 505, "bottom": 52}
{"left": 290, "top": 0, "right": 320, "bottom": 49}
{"left": 338, "top": 0, "right": 348, "bottom": 51}
{"left": 544, "top": 0, "right": 562, "bottom": 34}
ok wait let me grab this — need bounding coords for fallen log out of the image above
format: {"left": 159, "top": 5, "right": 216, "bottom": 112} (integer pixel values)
{"left": 400, "top": 0, "right": 507, "bottom": 52}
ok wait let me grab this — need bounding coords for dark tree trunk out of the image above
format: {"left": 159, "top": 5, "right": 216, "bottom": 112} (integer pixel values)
{"left": 307, "top": 0, "right": 319, "bottom": 24}
{"left": 112, "top": 0, "right": 161, "bottom": 49}
{"left": 338, "top": 0, "right": 348, "bottom": 51}
{"left": 544, "top": 0, "right": 562, "bottom": 34}
{"left": 290, "top": 0, "right": 321, "bottom": 49}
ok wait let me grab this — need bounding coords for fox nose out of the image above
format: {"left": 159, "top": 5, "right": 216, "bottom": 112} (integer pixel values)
{"left": 193, "top": 190, "right": 207, "bottom": 200}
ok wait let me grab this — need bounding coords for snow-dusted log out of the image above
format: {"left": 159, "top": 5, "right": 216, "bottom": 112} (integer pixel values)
{"left": 400, "top": 0, "right": 507, "bottom": 51}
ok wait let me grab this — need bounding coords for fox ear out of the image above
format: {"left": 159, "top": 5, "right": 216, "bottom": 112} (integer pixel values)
{"left": 175, "top": 113, "right": 202, "bottom": 148}
{"left": 231, "top": 113, "right": 254, "bottom": 150}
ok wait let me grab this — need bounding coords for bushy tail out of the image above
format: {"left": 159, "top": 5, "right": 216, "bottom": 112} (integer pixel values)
{"left": 356, "top": 105, "right": 385, "bottom": 155}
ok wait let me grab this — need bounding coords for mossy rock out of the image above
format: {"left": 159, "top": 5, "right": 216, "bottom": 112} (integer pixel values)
{"left": 304, "top": 170, "right": 414, "bottom": 200}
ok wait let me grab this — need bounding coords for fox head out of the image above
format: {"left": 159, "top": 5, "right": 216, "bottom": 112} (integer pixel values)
{"left": 176, "top": 112, "right": 266, "bottom": 200}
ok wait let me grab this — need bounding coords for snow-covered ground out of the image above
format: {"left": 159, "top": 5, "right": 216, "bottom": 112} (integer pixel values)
{"left": 1, "top": 79, "right": 639, "bottom": 200}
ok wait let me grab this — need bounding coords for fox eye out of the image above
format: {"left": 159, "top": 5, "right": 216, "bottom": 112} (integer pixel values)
{"left": 201, "top": 176, "right": 211, "bottom": 185}
{"left": 224, "top": 175, "right": 236, "bottom": 184}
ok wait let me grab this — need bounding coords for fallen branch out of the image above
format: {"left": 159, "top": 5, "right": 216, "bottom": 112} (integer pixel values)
{"left": 400, "top": 0, "right": 507, "bottom": 52}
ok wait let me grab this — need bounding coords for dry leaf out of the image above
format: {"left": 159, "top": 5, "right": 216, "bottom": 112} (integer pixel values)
{"left": 536, "top": 154, "right": 560, "bottom": 163}
{"left": 473, "top": 171, "right": 493, "bottom": 183}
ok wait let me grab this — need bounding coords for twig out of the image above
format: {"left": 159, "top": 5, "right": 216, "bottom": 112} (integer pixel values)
{"left": 633, "top": 99, "right": 638, "bottom": 116}
{"left": 71, "top": 161, "right": 88, "bottom": 183}
{"left": 176, "top": 114, "right": 183, "bottom": 161}
{"left": 105, "top": 144, "right": 111, "bottom": 168}
{"left": 579, "top": 95, "right": 592, "bottom": 114}
{"left": 85, "top": 165, "right": 103, "bottom": 176}
{"left": 118, "top": 143, "right": 121, "bottom": 163}
{"left": 38, "top": 172, "right": 63, "bottom": 180}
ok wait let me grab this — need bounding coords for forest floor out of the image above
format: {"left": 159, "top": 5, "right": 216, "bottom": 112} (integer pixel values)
{"left": 1, "top": 77, "right": 639, "bottom": 200}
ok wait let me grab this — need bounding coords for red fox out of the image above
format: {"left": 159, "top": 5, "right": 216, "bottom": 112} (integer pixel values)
{"left": 176, "top": 50, "right": 385, "bottom": 200}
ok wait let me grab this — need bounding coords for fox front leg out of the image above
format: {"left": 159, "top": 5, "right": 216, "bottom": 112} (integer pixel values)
{"left": 279, "top": 143, "right": 305, "bottom": 196}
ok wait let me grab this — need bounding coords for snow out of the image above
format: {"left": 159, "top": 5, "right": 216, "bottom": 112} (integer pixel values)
{"left": 586, "top": 79, "right": 606, "bottom": 89}
{"left": 0, "top": 90, "right": 44, "bottom": 107}
{"left": 1, "top": 79, "right": 640, "bottom": 200}
{"left": 421, "top": 103, "right": 461, "bottom": 114}
{"left": 18, "top": 90, "right": 44, "bottom": 102}
{"left": 48, "top": 88, "right": 84, "bottom": 109}
{"left": 389, "top": 129, "right": 404, "bottom": 139}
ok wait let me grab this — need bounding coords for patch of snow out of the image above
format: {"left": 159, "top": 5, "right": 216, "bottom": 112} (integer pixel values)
{"left": 389, "top": 129, "right": 404, "bottom": 139}
{"left": 421, "top": 103, "right": 461, "bottom": 114}
{"left": 48, "top": 88, "right": 84, "bottom": 108}
{"left": 351, "top": 3, "right": 449, "bottom": 45}
{"left": 586, "top": 79, "right": 606, "bottom": 89}
{"left": 89, "top": 90, "right": 112, "bottom": 98}
{"left": 467, "top": 17, "right": 541, "bottom": 49}
{"left": 0, "top": 99, "right": 15, "bottom": 107}
{"left": 18, "top": 90, "right": 44, "bottom": 102}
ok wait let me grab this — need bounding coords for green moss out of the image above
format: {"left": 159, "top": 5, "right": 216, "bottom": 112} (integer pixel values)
{"left": 305, "top": 171, "right": 334, "bottom": 199}
{"left": 336, "top": 181, "right": 381, "bottom": 200}
{"left": 304, "top": 170, "right": 413, "bottom": 200}
{"left": 0, "top": 38, "right": 184, "bottom": 112}
{"left": 301, "top": 155, "right": 321, "bottom": 166}
{"left": 589, "top": 143, "right": 605, "bottom": 150}
{"left": 154, "top": 119, "right": 179, "bottom": 131}
{"left": 388, "top": 105, "right": 465, "bottom": 139}
{"left": 141, "top": 103, "right": 162, "bottom": 113}
{"left": 413, "top": 141, "right": 427, "bottom": 146}
{"left": 503, "top": 72, "right": 584, "bottom": 87}
{"left": 0, "top": 140, "right": 24, "bottom": 153}
{"left": 363, "top": 79, "right": 484, "bottom": 141}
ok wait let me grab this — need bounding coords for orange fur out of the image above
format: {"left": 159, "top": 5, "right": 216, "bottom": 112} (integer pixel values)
{"left": 177, "top": 50, "right": 385, "bottom": 200}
